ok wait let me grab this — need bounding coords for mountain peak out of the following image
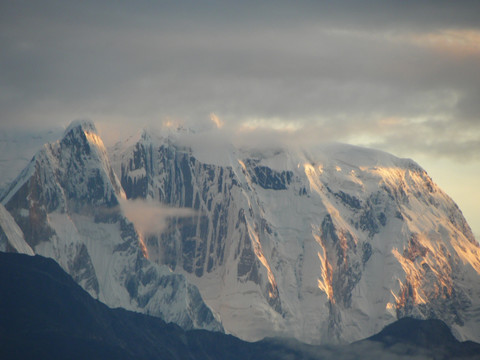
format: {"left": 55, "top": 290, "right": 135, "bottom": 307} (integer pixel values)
{"left": 64, "top": 119, "right": 98, "bottom": 136}
{"left": 61, "top": 119, "right": 109, "bottom": 163}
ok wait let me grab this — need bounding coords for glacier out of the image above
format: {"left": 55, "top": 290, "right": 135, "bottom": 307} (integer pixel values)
{"left": 1, "top": 120, "right": 480, "bottom": 345}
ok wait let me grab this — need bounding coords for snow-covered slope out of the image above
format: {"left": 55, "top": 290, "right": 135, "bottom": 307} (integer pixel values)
{"left": 0, "top": 120, "right": 221, "bottom": 332}
{"left": 0, "top": 203, "right": 34, "bottom": 255}
{"left": 111, "top": 126, "right": 480, "bottom": 344}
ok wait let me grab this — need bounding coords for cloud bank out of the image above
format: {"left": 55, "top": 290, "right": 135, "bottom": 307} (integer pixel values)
{"left": 1, "top": 0, "right": 479, "bottom": 161}
{"left": 0, "top": 1, "right": 479, "bottom": 236}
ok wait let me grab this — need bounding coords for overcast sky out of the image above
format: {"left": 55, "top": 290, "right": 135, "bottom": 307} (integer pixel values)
{"left": 1, "top": 0, "right": 479, "bottom": 237}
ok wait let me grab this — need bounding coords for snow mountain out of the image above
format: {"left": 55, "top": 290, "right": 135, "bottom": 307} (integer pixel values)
{"left": 0, "top": 120, "right": 221, "bottom": 332}
{"left": 110, "top": 125, "right": 480, "bottom": 344}
{"left": 1, "top": 120, "right": 480, "bottom": 345}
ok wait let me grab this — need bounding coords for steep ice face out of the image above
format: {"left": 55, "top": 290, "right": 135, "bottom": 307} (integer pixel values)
{"left": 0, "top": 121, "right": 222, "bottom": 332}
{"left": 111, "top": 130, "right": 480, "bottom": 344}
{"left": 0, "top": 203, "right": 34, "bottom": 255}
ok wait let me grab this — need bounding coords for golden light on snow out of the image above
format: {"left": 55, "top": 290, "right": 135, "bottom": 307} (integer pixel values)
{"left": 303, "top": 163, "right": 320, "bottom": 193}
{"left": 392, "top": 248, "right": 428, "bottom": 305}
{"left": 246, "top": 224, "right": 278, "bottom": 299}
{"left": 84, "top": 131, "right": 106, "bottom": 151}
{"left": 137, "top": 232, "right": 149, "bottom": 259}
{"left": 238, "top": 118, "right": 302, "bottom": 132}
{"left": 164, "top": 120, "right": 174, "bottom": 128}
{"left": 210, "top": 112, "right": 224, "bottom": 129}
{"left": 162, "top": 117, "right": 183, "bottom": 129}
{"left": 363, "top": 165, "right": 411, "bottom": 188}
{"left": 316, "top": 246, "right": 335, "bottom": 303}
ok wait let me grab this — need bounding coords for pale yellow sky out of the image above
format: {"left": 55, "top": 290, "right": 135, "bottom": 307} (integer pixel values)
{"left": 416, "top": 156, "right": 480, "bottom": 242}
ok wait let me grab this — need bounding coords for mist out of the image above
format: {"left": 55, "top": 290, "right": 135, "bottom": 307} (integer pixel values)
{"left": 119, "top": 198, "right": 196, "bottom": 237}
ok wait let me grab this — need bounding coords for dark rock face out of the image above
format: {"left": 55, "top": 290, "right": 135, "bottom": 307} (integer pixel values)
{"left": 327, "top": 186, "right": 362, "bottom": 210}
{"left": 358, "top": 192, "right": 389, "bottom": 237}
{"left": 236, "top": 209, "right": 260, "bottom": 282}
{"left": 120, "top": 143, "right": 235, "bottom": 277}
{"left": 118, "top": 141, "right": 284, "bottom": 315}
{"left": 120, "top": 142, "right": 149, "bottom": 199}
{"left": 244, "top": 159, "right": 293, "bottom": 190}
{"left": 403, "top": 234, "right": 429, "bottom": 262}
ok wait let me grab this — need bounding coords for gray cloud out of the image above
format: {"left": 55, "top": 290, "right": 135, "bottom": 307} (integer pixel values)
{"left": 1, "top": 0, "right": 478, "bottom": 253}
{"left": 1, "top": 0, "right": 479, "bottom": 160}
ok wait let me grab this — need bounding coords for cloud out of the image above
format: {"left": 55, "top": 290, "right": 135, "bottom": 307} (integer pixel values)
{"left": 119, "top": 198, "right": 196, "bottom": 237}
{"left": 407, "top": 29, "right": 480, "bottom": 57}
{"left": 0, "top": 0, "right": 479, "bottom": 163}
{"left": 352, "top": 116, "right": 480, "bottom": 161}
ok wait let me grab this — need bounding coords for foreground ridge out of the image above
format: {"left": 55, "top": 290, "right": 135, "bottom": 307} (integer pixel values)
{"left": 2, "top": 252, "right": 480, "bottom": 360}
